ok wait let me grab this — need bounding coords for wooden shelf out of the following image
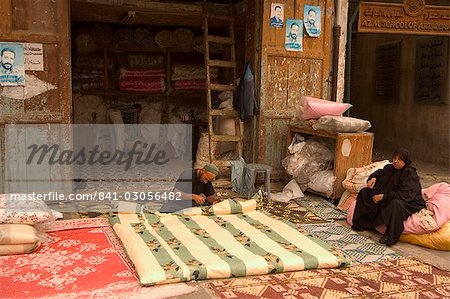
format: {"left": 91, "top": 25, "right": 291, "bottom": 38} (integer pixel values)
{"left": 76, "top": 89, "right": 207, "bottom": 97}
{"left": 170, "top": 90, "right": 206, "bottom": 97}
{"left": 71, "top": 0, "right": 246, "bottom": 29}
{"left": 76, "top": 90, "right": 166, "bottom": 97}
{"left": 103, "top": 43, "right": 201, "bottom": 54}
{"left": 288, "top": 123, "right": 338, "bottom": 139}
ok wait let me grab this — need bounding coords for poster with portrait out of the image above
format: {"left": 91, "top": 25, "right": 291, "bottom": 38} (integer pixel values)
{"left": 304, "top": 5, "right": 321, "bottom": 37}
{"left": 270, "top": 3, "right": 284, "bottom": 28}
{"left": 0, "top": 43, "right": 25, "bottom": 86}
{"left": 285, "top": 19, "right": 303, "bottom": 52}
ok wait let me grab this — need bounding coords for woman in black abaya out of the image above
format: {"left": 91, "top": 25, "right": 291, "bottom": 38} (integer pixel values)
{"left": 352, "top": 149, "right": 426, "bottom": 246}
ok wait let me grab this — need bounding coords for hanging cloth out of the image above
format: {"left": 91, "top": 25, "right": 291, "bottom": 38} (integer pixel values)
{"left": 230, "top": 157, "right": 250, "bottom": 195}
{"left": 233, "top": 62, "right": 259, "bottom": 121}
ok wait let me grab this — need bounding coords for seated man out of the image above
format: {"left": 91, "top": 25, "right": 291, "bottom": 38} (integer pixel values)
{"left": 160, "top": 163, "right": 220, "bottom": 213}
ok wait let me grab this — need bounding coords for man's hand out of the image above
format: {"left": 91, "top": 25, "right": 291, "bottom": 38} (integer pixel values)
{"left": 372, "top": 194, "right": 384, "bottom": 203}
{"left": 206, "top": 194, "right": 219, "bottom": 205}
{"left": 192, "top": 194, "right": 205, "bottom": 205}
{"left": 367, "top": 178, "right": 376, "bottom": 189}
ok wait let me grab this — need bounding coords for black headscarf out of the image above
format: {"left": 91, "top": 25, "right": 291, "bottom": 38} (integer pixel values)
{"left": 393, "top": 148, "right": 412, "bottom": 166}
{"left": 372, "top": 148, "right": 411, "bottom": 195}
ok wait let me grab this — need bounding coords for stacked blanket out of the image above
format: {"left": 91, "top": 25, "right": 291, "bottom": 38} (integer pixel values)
{"left": 127, "top": 54, "right": 164, "bottom": 69}
{"left": 171, "top": 63, "right": 218, "bottom": 91}
{"left": 110, "top": 198, "right": 347, "bottom": 286}
{"left": 172, "top": 80, "right": 207, "bottom": 90}
{"left": 72, "top": 69, "right": 104, "bottom": 91}
{"left": 72, "top": 53, "right": 109, "bottom": 91}
{"left": 119, "top": 68, "right": 166, "bottom": 93}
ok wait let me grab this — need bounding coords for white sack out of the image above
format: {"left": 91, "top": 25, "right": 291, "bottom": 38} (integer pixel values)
{"left": 270, "top": 179, "right": 304, "bottom": 202}
{"left": 308, "top": 170, "right": 336, "bottom": 198}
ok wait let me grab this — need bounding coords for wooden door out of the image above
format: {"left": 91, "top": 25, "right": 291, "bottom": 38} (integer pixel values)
{"left": 259, "top": 0, "right": 333, "bottom": 177}
{"left": 0, "top": 0, "right": 71, "bottom": 192}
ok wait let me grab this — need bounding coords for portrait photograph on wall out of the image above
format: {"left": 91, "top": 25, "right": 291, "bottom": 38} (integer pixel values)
{"left": 285, "top": 19, "right": 303, "bottom": 51}
{"left": 304, "top": 5, "right": 321, "bottom": 37}
{"left": 0, "top": 43, "right": 25, "bottom": 86}
{"left": 270, "top": 3, "right": 284, "bottom": 28}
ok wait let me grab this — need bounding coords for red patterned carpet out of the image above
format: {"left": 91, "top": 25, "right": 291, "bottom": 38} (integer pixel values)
{"left": 0, "top": 219, "right": 195, "bottom": 299}
{"left": 207, "top": 258, "right": 450, "bottom": 298}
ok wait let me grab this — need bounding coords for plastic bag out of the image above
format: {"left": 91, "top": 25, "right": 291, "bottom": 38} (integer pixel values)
{"left": 308, "top": 170, "right": 336, "bottom": 197}
{"left": 288, "top": 133, "right": 306, "bottom": 154}
{"left": 0, "top": 194, "right": 55, "bottom": 225}
{"left": 194, "top": 133, "right": 217, "bottom": 169}
{"left": 296, "top": 160, "right": 331, "bottom": 187}
{"left": 282, "top": 138, "right": 334, "bottom": 189}
{"left": 0, "top": 223, "right": 44, "bottom": 255}
{"left": 0, "top": 194, "right": 55, "bottom": 248}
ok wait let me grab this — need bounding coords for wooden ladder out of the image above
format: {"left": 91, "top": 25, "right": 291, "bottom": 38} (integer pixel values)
{"left": 202, "top": 0, "right": 243, "bottom": 168}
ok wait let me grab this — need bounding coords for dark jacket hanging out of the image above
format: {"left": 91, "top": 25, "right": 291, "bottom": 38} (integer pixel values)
{"left": 233, "top": 62, "right": 258, "bottom": 121}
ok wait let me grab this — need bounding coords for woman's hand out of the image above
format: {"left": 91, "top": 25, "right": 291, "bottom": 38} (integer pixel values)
{"left": 343, "top": 180, "right": 353, "bottom": 190}
{"left": 192, "top": 194, "right": 206, "bottom": 205}
{"left": 372, "top": 194, "right": 384, "bottom": 203}
{"left": 367, "top": 178, "right": 376, "bottom": 189}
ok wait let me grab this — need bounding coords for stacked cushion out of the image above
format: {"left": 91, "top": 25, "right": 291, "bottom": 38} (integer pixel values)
{"left": 0, "top": 194, "right": 55, "bottom": 255}
{"left": 298, "top": 97, "right": 352, "bottom": 120}
{"left": 312, "top": 116, "right": 371, "bottom": 133}
{"left": 0, "top": 196, "right": 54, "bottom": 225}
{"left": 0, "top": 224, "right": 41, "bottom": 255}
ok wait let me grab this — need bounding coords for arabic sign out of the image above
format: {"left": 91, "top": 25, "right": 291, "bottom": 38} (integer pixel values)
{"left": 358, "top": 0, "right": 450, "bottom": 36}
{"left": 415, "top": 37, "right": 448, "bottom": 104}
{"left": 23, "top": 43, "right": 44, "bottom": 71}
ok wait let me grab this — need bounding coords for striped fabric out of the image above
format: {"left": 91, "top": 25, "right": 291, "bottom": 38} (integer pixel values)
{"left": 177, "top": 199, "right": 259, "bottom": 216}
{"left": 110, "top": 210, "right": 347, "bottom": 286}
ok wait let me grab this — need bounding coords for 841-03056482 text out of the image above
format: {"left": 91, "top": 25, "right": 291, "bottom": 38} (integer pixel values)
{"left": 96, "top": 191, "right": 182, "bottom": 201}
{"left": 7, "top": 191, "right": 182, "bottom": 202}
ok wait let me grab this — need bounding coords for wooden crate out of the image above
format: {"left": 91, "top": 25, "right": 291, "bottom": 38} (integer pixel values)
{"left": 287, "top": 124, "right": 374, "bottom": 200}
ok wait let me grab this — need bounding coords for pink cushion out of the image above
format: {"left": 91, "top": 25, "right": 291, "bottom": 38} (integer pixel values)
{"left": 300, "top": 97, "right": 352, "bottom": 120}
{"left": 346, "top": 201, "right": 356, "bottom": 226}
{"left": 421, "top": 183, "right": 450, "bottom": 231}
{"left": 338, "top": 191, "right": 357, "bottom": 212}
